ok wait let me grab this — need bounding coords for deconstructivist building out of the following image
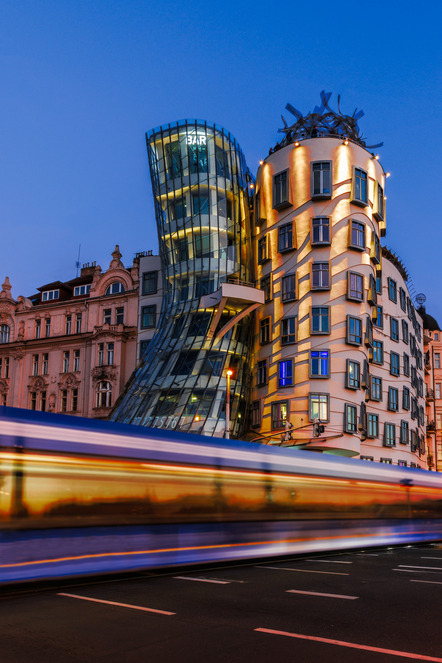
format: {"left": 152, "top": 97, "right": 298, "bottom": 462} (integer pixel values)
{"left": 110, "top": 94, "right": 426, "bottom": 468}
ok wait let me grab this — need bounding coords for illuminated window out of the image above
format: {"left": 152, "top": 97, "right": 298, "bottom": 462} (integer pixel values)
{"left": 281, "top": 317, "right": 296, "bottom": 345}
{"left": 281, "top": 274, "right": 296, "bottom": 301}
{"left": 311, "top": 161, "right": 331, "bottom": 198}
{"left": 348, "top": 272, "right": 364, "bottom": 301}
{"left": 383, "top": 423, "right": 396, "bottom": 447}
{"left": 142, "top": 271, "right": 158, "bottom": 295}
{"left": 367, "top": 413, "right": 379, "bottom": 438}
{"left": 278, "top": 359, "right": 293, "bottom": 387}
{"left": 344, "top": 404, "right": 357, "bottom": 433}
{"left": 278, "top": 223, "right": 293, "bottom": 252}
{"left": 346, "top": 360, "right": 360, "bottom": 389}
{"left": 105, "top": 282, "right": 125, "bottom": 295}
{"left": 352, "top": 167, "right": 368, "bottom": 204}
{"left": 273, "top": 170, "right": 290, "bottom": 209}
{"left": 311, "top": 307, "right": 330, "bottom": 334}
{"left": 349, "top": 220, "right": 365, "bottom": 249}
{"left": 309, "top": 393, "right": 329, "bottom": 422}
{"left": 271, "top": 400, "right": 288, "bottom": 429}
{"left": 312, "top": 217, "right": 330, "bottom": 245}
{"left": 312, "top": 262, "right": 330, "bottom": 289}
{"left": 96, "top": 381, "right": 112, "bottom": 408}
{"left": 310, "top": 350, "right": 330, "bottom": 378}
{"left": 188, "top": 141, "right": 208, "bottom": 174}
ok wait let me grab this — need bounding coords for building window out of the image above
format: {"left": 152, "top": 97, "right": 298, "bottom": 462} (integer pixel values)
{"left": 399, "top": 288, "right": 406, "bottom": 312}
{"left": 73, "top": 350, "right": 80, "bottom": 372}
{"left": 258, "top": 236, "right": 268, "bottom": 264}
{"left": 384, "top": 423, "right": 396, "bottom": 447}
{"left": 388, "top": 278, "right": 397, "bottom": 303}
{"left": 346, "top": 316, "right": 362, "bottom": 345}
{"left": 372, "top": 340, "right": 383, "bottom": 365}
{"left": 402, "top": 320, "right": 409, "bottom": 344}
{"left": 390, "top": 351, "right": 400, "bottom": 376}
{"left": 192, "top": 193, "right": 209, "bottom": 216}
{"left": 45, "top": 318, "right": 51, "bottom": 337}
{"left": 106, "top": 343, "right": 114, "bottom": 366}
{"left": 139, "top": 339, "right": 150, "bottom": 358}
{"left": 257, "top": 359, "right": 267, "bottom": 386}
{"left": 96, "top": 381, "right": 112, "bottom": 408}
{"left": 403, "top": 353, "right": 410, "bottom": 377}
{"left": 344, "top": 404, "right": 358, "bottom": 433}
{"left": 348, "top": 272, "right": 364, "bottom": 301}
{"left": 40, "top": 391, "right": 46, "bottom": 412}
{"left": 104, "top": 309, "right": 112, "bottom": 325}
{"left": 281, "top": 274, "right": 296, "bottom": 301}
{"left": 360, "top": 456, "right": 374, "bottom": 461}
{"left": 62, "top": 351, "right": 70, "bottom": 373}
{"left": 41, "top": 289, "right": 59, "bottom": 301}
{"left": 311, "top": 307, "right": 330, "bottom": 334}
{"left": 380, "top": 458, "right": 393, "bottom": 464}
{"left": 35, "top": 319, "right": 41, "bottom": 339}
{"left": 105, "top": 282, "right": 125, "bottom": 295}
{"left": 370, "top": 376, "right": 382, "bottom": 401}
{"left": 271, "top": 401, "right": 288, "bottom": 429}
{"left": 4, "top": 358, "right": 9, "bottom": 379}
{"left": 32, "top": 354, "right": 39, "bottom": 376}
{"left": 281, "top": 317, "right": 296, "bottom": 345}
{"left": 278, "top": 359, "right": 293, "bottom": 388}
{"left": 260, "top": 275, "right": 271, "bottom": 302}
{"left": 353, "top": 167, "right": 368, "bottom": 204}
{"left": 309, "top": 393, "right": 329, "bottom": 422}
{"left": 371, "top": 232, "right": 381, "bottom": 265}
{"left": 114, "top": 307, "right": 123, "bottom": 325}
{"left": 367, "top": 413, "right": 379, "bottom": 438}
{"left": 141, "top": 305, "right": 156, "bottom": 329}
{"left": 436, "top": 383, "right": 441, "bottom": 400}
{"left": 61, "top": 389, "right": 68, "bottom": 413}
{"left": 251, "top": 400, "right": 261, "bottom": 427}
{"left": 436, "top": 333, "right": 439, "bottom": 341}
{"left": 65, "top": 315, "right": 72, "bottom": 335}
{"left": 375, "top": 182, "right": 384, "bottom": 220}
{"left": 310, "top": 350, "right": 330, "bottom": 378}
{"left": 260, "top": 317, "right": 270, "bottom": 345}
{"left": 194, "top": 233, "right": 211, "bottom": 258}
{"left": 400, "top": 420, "right": 409, "bottom": 445}
{"left": 72, "top": 388, "right": 78, "bottom": 412}
{"left": 42, "top": 353, "right": 48, "bottom": 375}
{"left": 368, "top": 274, "right": 377, "bottom": 306}
{"left": 388, "top": 386, "right": 399, "bottom": 411}
{"left": 312, "top": 262, "right": 330, "bottom": 289}
{"left": 373, "top": 305, "right": 383, "bottom": 329}
{"left": 254, "top": 191, "right": 265, "bottom": 225}
{"left": 435, "top": 353, "right": 440, "bottom": 369}
{"left": 346, "top": 359, "right": 360, "bottom": 389}
{"left": 278, "top": 223, "right": 293, "bottom": 252}
{"left": 73, "top": 284, "right": 91, "bottom": 297}
{"left": 391, "top": 317, "right": 399, "bottom": 342}
{"left": 30, "top": 391, "right": 37, "bottom": 410}
{"left": 349, "top": 220, "right": 365, "bottom": 250}
{"left": 165, "top": 140, "right": 181, "bottom": 179}
{"left": 376, "top": 269, "right": 382, "bottom": 294}
{"left": 311, "top": 161, "right": 331, "bottom": 197}
{"left": 188, "top": 141, "right": 207, "bottom": 174}
{"left": 142, "top": 271, "right": 158, "bottom": 295}
{"left": 402, "top": 386, "right": 410, "bottom": 410}
{"left": 98, "top": 343, "right": 104, "bottom": 366}
{"left": 312, "top": 217, "right": 330, "bottom": 245}
{"left": 273, "top": 170, "right": 290, "bottom": 209}
{"left": 215, "top": 146, "right": 230, "bottom": 178}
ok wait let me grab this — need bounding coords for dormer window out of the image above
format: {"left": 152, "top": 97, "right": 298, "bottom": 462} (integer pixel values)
{"left": 105, "top": 282, "right": 125, "bottom": 295}
{"left": 42, "top": 289, "right": 59, "bottom": 301}
{"left": 74, "top": 284, "right": 91, "bottom": 296}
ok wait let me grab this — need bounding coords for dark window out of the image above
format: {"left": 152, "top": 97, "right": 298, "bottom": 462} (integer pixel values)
{"left": 388, "top": 386, "right": 399, "bottom": 411}
{"left": 257, "top": 359, "right": 267, "bottom": 386}
{"left": 375, "top": 182, "right": 384, "bottom": 220}
{"left": 140, "top": 339, "right": 150, "bottom": 358}
{"left": 215, "top": 145, "right": 230, "bottom": 178}
{"left": 116, "top": 307, "right": 124, "bottom": 325}
{"left": 347, "top": 316, "right": 362, "bottom": 345}
{"left": 346, "top": 359, "right": 360, "bottom": 389}
{"left": 350, "top": 220, "right": 365, "bottom": 249}
{"left": 312, "top": 217, "right": 330, "bottom": 244}
{"left": 344, "top": 404, "right": 358, "bottom": 433}
{"left": 188, "top": 142, "right": 208, "bottom": 174}
{"left": 104, "top": 309, "right": 112, "bottom": 325}
{"left": 376, "top": 269, "right": 382, "bottom": 294}
{"left": 142, "top": 271, "right": 158, "bottom": 295}
{"left": 261, "top": 275, "right": 271, "bottom": 302}
{"left": 171, "top": 350, "right": 199, "bottom": 376}
{"left": 281, "top": 317, "right": 296, "bottom": 344}
{"left": 189, "top": 313, "right": 211, "bottom": 337}
{"left": 278, "top": 223, "right": 293, "bottom": 252}
{"left": 165, "top": 141, "right": 181, "bottom": 179}
{"left": 372, "top": 340, "right": 383, "bottom": 365}
{"left": 311, "top": 161, "right": 331, "bottom": 197}
{"left": 403, "top": 353, "right": 410, "bottom": 376}
{"left": 175, "top": 237, "right": 189, "bottom": 262}
{"left": 402, "top": 320, "right": 409, "bottom": 344}
{"left": 353, "top": 168, "right": 367, "bottom": 204}
{"left": 273, "top": 171, "right": 290, "bottom": 209}
{"left": 258, "top": 236, "right": 268, "bottom": 263}
{"left": 254, "top": 191, "right": 265, "bottom": 225}
{"left": 251, "top": 400, "right": 261, "bottom": 427}
{"left": 278, "top": 359, "right": 293, "bottom": 387}
{"left": 141, "top": 305, "right": 156, "bottom": 329}
{"left": 260, "top": 317, "right": 270, "bottom": 345}
{"left": 402, "top": 387, "right": 410, "bottom": 410}
{"left": 65, "top": 315, "right": 72, "bottom": 335}
{"left": 370, "top": 376, "right": 382, "bottom": 401}
{"left": 170, "top": 196, "right": 187, "bottom": 221}
{"left": 391, "top": 317, "right": 399, "bottom": 342}
{"left": 368, "top": 274, "right": 377, "bottom": 306}
{"left": 312, "top": 262, "right": 330, "bottom": 289}
{"left": 281, "top": 274, "right": 296, "bottom": 301}
{"left": 371, "top": 231, "right": 381, "bottom": 264}
{"left": 400, "top": 288, "right": 406, "bottom": 311}
{"left": 373, "top": 305, "right": 383, "bottom": 328}
{"left": 400, "top": 420, "right": 409, "bottom": 445}
{"left": 311, "top": 307, "right": 330, "bottom": 334}
{"left": 310, "top": 350, "right": 330, "bottom": 378}
{"left": 348, "top": 272, "right": 364, "bottom": 301}
{"left": 194, "top": 233, "right": 211, "bottom": 258}
{"left": 195, "top": 279, "right": 214, "bottom": 297}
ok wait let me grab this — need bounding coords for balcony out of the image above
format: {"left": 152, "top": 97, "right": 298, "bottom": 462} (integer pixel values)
{"left": 426, "top": 388, "right": 435, "bottom": 402}
{"left": 427, "top": 420, "right": 436, "bottom": 433}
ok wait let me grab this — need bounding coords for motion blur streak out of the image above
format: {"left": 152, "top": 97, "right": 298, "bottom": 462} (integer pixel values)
{"left": 1, "top": 406, "right": 442, "bottom": 584}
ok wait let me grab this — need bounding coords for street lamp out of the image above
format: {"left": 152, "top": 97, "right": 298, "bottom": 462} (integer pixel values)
{"left": 225, "top": 369, "right": 234, "bottom": 439}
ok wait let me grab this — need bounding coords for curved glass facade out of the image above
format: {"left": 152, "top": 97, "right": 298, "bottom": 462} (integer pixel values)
{"left": 111, "top": 120, "right": 254, "bottom": 437}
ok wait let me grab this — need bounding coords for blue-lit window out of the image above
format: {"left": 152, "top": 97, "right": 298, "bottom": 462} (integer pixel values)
{"left": 391, "top": 317, "right": 399, "bottom": 342}
{"left": 311, "top": 307, "right": 330, "bottom": 334}
{"left": 188, "top": 142, "right": 208, "bottom": 174}
{"left": 310, "top": 350, "right": 329, "bottom": 378}
{"left": 312, "top": 217, "right": 330, "bottom": 245}
{"left": 346, "top": 359, "right": 360, "bottom": 389}
{"left": 344, "top": 404, "right": 358, "bottom": 433}
{"left": 347, "top": 315, "right": 362, "bottom": 345}
{"left": 353, "top": 168, "right": 367, "bottom": 204}
{"left": 281, "top": 317, "right": 296, "bottom": 344}
{"left": 384, "top": 423, "right": 396, "bottom": 447}
{"left": 388, "top": 278, "right": 397, "bottom": 302}
{"left": 372, "top": 340, "right": 383, "bottom": 365}
{"left": 278, "top": 359, "right": 293, "bottom": 387}
{"left": 171, "top": 196, "right": 187, "bottom": 220}
{"left": 391, "top": 351, "right": 400, "bottom": 376}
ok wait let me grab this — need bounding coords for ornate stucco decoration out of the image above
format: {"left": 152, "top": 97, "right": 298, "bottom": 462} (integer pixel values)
{"left": 58, "top": 373, "right": 81, "bottom": 389}
{"left": 91, "top": 366, "right": 117, "bottom": 382}
{"left": 28, "top": 376, "right": 47, "bottom": 392}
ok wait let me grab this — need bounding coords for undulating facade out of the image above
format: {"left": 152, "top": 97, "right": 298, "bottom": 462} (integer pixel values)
{"left": 111, "top": 120, "right": 261, "bottom": 438}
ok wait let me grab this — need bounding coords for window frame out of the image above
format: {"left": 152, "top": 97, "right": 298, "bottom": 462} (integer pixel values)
{"left": 311, "top": 261, "right": 330, "bottom": 290}
{"left": 310, "top": 350, "right": 330, "bottom": 379}
{"left": 311, "top": 161, "right": 332, "bottom": 199}
{"left": 309, "top": 393, "right": 329, "bottom": 423}
{"left": 347, "top": 271, "right": 364, "bottom": 302}
{"left": 273, "top": 170, "right": 291, "bottom": 210}
{"left": 352, "top": 167, "right": 368, "bottom": 205}
{"left": 344, "top": 403, "right": 358, "bottom": 433}
{"left": 311, "top": 217, "right": 330, "bottom": 245}
{"left": 346, "top": 315, "right": 363, "bottom": 346}
{"left": 311, "top": 306, "right": 330, "bottom": 335}
{"left": 346, "top": 359, "right": 361, "bottom": 389}
{"left": 278, "top": 223, "right": 294, "bottom": 252}
{"left": 349, "top": 219, "right": 366, "bottom": 250}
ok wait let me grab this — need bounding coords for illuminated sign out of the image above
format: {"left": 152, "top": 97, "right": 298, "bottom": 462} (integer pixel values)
{"left": 186, "top": 134, "right": 206, "bottom": 146}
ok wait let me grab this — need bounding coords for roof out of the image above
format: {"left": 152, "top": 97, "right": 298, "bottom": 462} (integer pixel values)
{"left": 417, "top": 306, "right": 440, "bottom": 331}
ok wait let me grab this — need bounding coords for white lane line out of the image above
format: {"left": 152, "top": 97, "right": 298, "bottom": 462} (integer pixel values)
{"left": 58, "top": 593, "right": 175, "bottom": 615}
{"left": 255, "top": 565, "right": 349, "bottom": 576}
{"left": 286, "top": 589, "right": 358, "bottom": 600}
{"left": 309, "top": 559, "right": 352, "bottom": 564}
{"left": 421, "top": 557, "right": 442, "bottom": 560}
{"left": 173, "top": 576, "right": 230, "bottom": 584}
{"left": 355, "top": 553, "right": 379, "bottom": 556}
{"left": 398, "top": 565, "right": 442, "bottom": 571}
{"left": 411, "top": 580, "right": 442, "bottom": 585}
{"left": 393, "top": 569, "right": 426, "bottom": 573}
{"left": 255, "top": 628, "right": 442, "bottom": 661}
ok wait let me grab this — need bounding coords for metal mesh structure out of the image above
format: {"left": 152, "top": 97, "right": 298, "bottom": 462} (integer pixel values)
{"left": 111, "top": 120, "right": 254, "bottom": 438}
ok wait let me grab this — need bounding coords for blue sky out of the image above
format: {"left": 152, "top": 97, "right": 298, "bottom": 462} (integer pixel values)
{"left": 1, "top": 0, "right": 441, "bottom": 320}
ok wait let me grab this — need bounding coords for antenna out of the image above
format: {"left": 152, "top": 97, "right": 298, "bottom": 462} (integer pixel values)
{"left": 415, "top": 293, "right": 426, "bottom": 307}
{"left": 75, "top": 244, "right": 81, "bottom": 277}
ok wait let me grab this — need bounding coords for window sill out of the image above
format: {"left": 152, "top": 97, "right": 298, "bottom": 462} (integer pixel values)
{"left": 273, "top": 200, "right": 292, "bottom": 211}
{"left": 351, "top": 197, "right": 368, "bottom": 208}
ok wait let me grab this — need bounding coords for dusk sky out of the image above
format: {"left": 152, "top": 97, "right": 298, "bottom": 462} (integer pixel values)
{"left": 1, "top": 1, "right": 441, "bottom": 319}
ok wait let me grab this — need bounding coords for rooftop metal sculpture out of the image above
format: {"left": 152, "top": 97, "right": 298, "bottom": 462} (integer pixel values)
{"left": 277, "top": 91, "right": 383, "bottom": 150}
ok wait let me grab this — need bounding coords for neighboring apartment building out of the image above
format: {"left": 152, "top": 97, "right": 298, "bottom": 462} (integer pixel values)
{"left": 136, "top": 251, "right": 163, "bottom": 361}
{"left": 419, "top": 305, "right": 442, "bottom": 471}
{"left": 0, "top": 246, "right": 139, "bottom": 418}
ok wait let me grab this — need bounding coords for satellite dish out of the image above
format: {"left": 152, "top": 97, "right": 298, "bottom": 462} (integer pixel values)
{"left": 415, "top": 293, "right": 426, "bottom": 306}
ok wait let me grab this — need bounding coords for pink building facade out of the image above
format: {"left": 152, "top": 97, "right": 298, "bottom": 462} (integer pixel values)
{"left": 0, "top": 246, "right": 139, "bottom": 419}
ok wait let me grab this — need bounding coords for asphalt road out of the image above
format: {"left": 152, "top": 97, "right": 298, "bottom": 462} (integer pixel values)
{"left": 1, "top": 544, "right": 442, "bottom": 663}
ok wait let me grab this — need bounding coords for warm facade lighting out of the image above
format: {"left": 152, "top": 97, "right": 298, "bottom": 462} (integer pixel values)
{"left": 259, "top": 160, "right": 264, "bottom": 165}
{"left": 343, "top": 138, "right": 349, "bottom": 145}
{"left": 294, "top": 142, "right": 300, "bottom": 147}
{"left": 386, "top": 172, "right": 391, "bottom": 177}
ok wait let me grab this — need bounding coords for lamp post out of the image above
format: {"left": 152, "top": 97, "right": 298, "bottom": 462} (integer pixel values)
{"left": 225, "top": 369, "right": 234, "bottom": 439}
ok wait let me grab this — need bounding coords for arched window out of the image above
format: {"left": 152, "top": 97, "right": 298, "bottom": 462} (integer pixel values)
{"left": 105, "top": 282, "right": 125, "bottom": 295}
{"left": 96, "top": 381, "right": 112, "bottom": 408}
{"left": 0, "top": 325, "right": 10, "bottom": 344}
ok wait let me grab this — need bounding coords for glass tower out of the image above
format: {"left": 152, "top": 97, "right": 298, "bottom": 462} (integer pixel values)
{"left": 111, "top": 120, "right": 255, "bottom": 438}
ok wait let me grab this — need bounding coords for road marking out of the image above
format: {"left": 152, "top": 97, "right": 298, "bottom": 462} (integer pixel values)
{"left": 255, "top": 565, "right": 349, "bottom": 576}
{"left": 355, "top": 553, "right": 379, "bottom": 556}
{"left": 255, "top": 628, "right": 442, "bottom": 661}
{"left": 174, "top": 576, "right": 230, "bottom": 584}
{"left": 286, "top": 589, "right": 358, "bottom": 600}
{"left": 309, "top": 559, "right": 352, "bottom": 564}
{"left": 411, "top": 580, "right": 442, "bottom": 585}
{"left": 398, "top": 565, "right": 442, "bottom": 571}
{"left": 421, "top": 557, "right": 442, "bottom": 560}
{"left": 58, "top": 593, "right": 175, "bottom": 615}
{"left": 393, "top": 569, "right": 426, "bottom": 573}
